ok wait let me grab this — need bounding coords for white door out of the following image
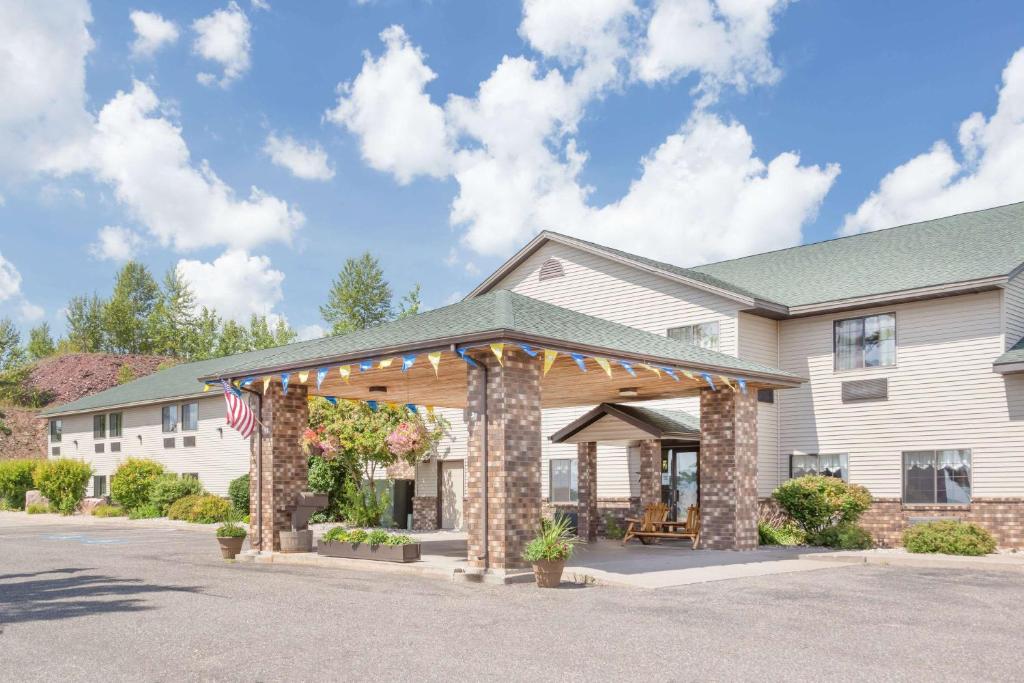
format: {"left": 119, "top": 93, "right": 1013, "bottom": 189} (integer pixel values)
{"left": 441, "top": 461, "right": 464, "bottom": 530}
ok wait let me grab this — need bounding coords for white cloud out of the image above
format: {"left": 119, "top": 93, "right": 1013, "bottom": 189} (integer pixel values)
{"left": 56, "top": 80, "right": 303, "bottom": 252}
{"left": 325, "top": 25, "right": 451, "bottom": 183}
{"left": 0, "top": 251, "right": 23, "bottom": 302}
{"left": 841, "top": 47, "right": 1024, "bottom": 235}
{"left": 633, "top": 0, "right": 790, "bottom": 105}
{"left": 297, "top": 323, "right": 326, "bottom": 341}
{"left": 129, "top": 10, "right": 179, "bottom": 58}
{"left": 443, "top": 291, "right": 463, "bottom": 306}
{"left": 251, "top": 0, "right": 271, "bottom": 11}
{"left": 192, "top": 1, "right": 251, "bottom": 88}
{"left": 263, "top": 133, "right": 335, "bottom": 181}
{"left": 89, "top": 225, "right": 146, "bottom": 261}
{"left": 0, "top": 0, "right": 95, "bottom": 183}
{"left": 19, "top": 301, "right": 45, "bottom": 322}
{"left": 177, "top": 250, "right": 285, "bottom": 323}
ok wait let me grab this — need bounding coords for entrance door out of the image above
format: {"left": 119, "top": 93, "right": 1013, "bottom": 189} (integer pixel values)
{"left": 661, "top": 448, "right": 699, "bottom": 520}
{"left": 441, "top": 461, "right": 464, "bottom": 530}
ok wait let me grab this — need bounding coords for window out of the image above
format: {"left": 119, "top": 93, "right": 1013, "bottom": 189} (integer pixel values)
{"left": 834, "top": 313, "right": 895, "bottom": 371}
{"left": 94, "top": 443, "right": 104, "bottom": 454}
{"left": 49, "top": 419, "right": 62, "bottom": 443}
{"left": 182, "top": 472, "right": 199, "bottom": 480}
{"left": 549, "top": 459, "right": 578, "bottom": 502}
{"left": 757, "top": 389, "right": 775, "bottom": 404}
{"left": 110, "top": 442, "right": 121, "bottom": 453}
{"left": 903, "top": 450, "right": 971, "bottom": 504}
{"left": 93, "top": 475, "right": 106, "bottom": 497}
{"left": 163, "top": 437, "right": 176, "bottom": 449}
{"left": 181, "top": 402, "right": 198, "bottom": 432}
{"left": 51, "top": 446, "right": 60, "bottom": 456}
{"left": 162, "top": 405, "right": 178, "bottom": 433}
{"left": 183, "top": 436, "right": 196, "bottom": 448}
{"left": 668, "top": 321, "right": 720, "bottom": 351}
{"left": 109, "top": 412, "right": 122, "bottom": 438}
{"left": 790, "top": 453, "right": 848, "bottom": 482}
{"left": 93, "top": 414, "right": 106, "bottom": 439}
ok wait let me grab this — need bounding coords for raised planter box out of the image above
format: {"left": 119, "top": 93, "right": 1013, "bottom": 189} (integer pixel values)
{"left": 317, "top": 540, "right": 421, "bottom": 563}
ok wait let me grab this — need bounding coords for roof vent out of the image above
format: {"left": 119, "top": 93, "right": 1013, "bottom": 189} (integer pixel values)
{"left": 538, "top": 258, "right": 565, "bottom": 282}
{"left": 842, "top": 378, "right": 888, "bottom": 403}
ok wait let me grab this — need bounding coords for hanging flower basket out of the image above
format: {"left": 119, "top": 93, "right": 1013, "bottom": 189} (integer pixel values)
{"left": 386, "top": 421, "right": 428, "bottom": 458}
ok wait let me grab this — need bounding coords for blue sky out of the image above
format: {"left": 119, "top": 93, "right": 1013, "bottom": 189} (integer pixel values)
{"left": 2, "top": 0, "right": 1024, "bottom": 340}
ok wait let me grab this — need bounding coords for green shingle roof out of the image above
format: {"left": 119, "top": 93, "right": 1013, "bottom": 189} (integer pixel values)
{"left": 995, "top": 336, "right": 1024, "bottom": 368}
{"left": 610, "top": 404, "right": 700, "bottom": 435}
{"left": 549, "top": 402, "right": 700, "bottom": 443}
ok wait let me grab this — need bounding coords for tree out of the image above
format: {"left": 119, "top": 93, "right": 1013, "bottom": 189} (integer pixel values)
{"left": 216, "top": 319, "right": 250, "bottom": 357}
{"left": 0, "top": 408, "right": 9, "bottom": 437}
{"left": 397, "top": 283, "right": 422, "bottom": 319}
{"left": 64, "top": 294, "right": 106, "bottom": 353}
{"left": 27, "top": 322, "right": 56, "bottom": 360}
{"left": 188, "top": 307, "right": 220, "bottom": 360}
{"left": 0, "top": 318, "right": 25, "bottom": 371}
{"left": 103, "top": 261, "right": 160, "bottom": 354}
{"left": 149, "top": 267, "right": 198, "bottom": 358}
{"left": 320, "top": 252, "right": 393, "bottom": 335}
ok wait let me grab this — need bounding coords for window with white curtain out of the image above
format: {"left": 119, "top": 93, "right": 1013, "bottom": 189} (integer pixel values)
{"left": 668, "top": 321, "right": 720, "bottom": 351}
{"left": 549, "top": 459, "right": 578, "bottom": 502}
{"left": 790, "top": 453, "right": 848, "bottom": 482}
{"left": 834, "top": 313, "right": 895, "bottom": 370}
{"left": 903, "top": 450, "right": 971, "bottom": 504}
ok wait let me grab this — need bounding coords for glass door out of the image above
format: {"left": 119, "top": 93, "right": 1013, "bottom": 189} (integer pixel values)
{"left": 662, "top": 448, "right": 699, "bottom": 520}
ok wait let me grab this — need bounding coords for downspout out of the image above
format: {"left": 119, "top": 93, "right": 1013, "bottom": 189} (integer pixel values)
{"left": 478, "top": 359, "right": 489, "bottom": 570}
{"left": 240, "top": 386, "right": 263, "bottom": 551}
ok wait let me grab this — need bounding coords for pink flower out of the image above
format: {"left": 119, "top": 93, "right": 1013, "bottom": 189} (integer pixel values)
{"left": 386, "top": 421, "right": 426, "bottom": 457}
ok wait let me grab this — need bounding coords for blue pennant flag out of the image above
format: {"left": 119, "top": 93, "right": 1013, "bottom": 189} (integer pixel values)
{"left": 617, "top": 360, "right": 636, "bottom": 378}
{"left": 701, "top": 372, "right": 716, "bottom": 390}
{"left": 402, "top": 354, "right": 416, "bottom": 372}
{"left": 367, "top": 400, "right": 378, "bottom": 412}
{"left": 359, "top": 359, "right": 374, "bottom": 373}
{"left": 223, "top": 380, "right": 242, "bottom": 398}
{"left": 457, "top": 348, "right": 478, "bottom": 368}
{"left": 570, "top": 353, "right": 587, "bottom": 372}
{"left": 241, "top": 376, "right": 255, "bottom": 387}
{"left": 281, "top": 373, "right": 290, "bottom": 395}
{"left": 518, "top": 343, "right": 538, "bottom": 358}
{"left": 324, "top": 396, "right": 338, "bottom": 405}
{"left": 661, "top": 367, "right": 679, "bottom": 382}
{"left": 736, "top": 378, "right": 747, "bottom": 395}
{"left": 316, "top": 368, "right": 329, "bottom": 390}
{"left": 406, "top": 403, "right": 418, "bottom": 413}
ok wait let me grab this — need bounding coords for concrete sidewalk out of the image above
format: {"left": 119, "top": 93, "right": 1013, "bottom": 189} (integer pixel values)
{"left": 801, "top": 548, "right": 1024, "bottom": 573}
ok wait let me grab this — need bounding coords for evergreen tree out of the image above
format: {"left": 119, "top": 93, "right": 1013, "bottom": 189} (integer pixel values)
{"left": 188, "top": 307, "right": 220, "bottom": 360}
{"left": 27, "top": 322, "right": 56, "bottom": 360}
{"left": 65, "top": 294, "right": 106, "bottom": 352}
{"left": 0, "top": 318, "right": 25, "bottom": 370}
{"left": 320, "top": 252, "right": 393, "bottom": 335}
{"left": 247, "top": 315, "right": 296, "bottom": 350}
{"left": 216, "top": 319, "right": 250, "bottom": 357}
{"left": 149, "top": 267, "right": 198, "bottom": 358}
{"left": 104, "top": 261, "right": 160, "bottom": 354}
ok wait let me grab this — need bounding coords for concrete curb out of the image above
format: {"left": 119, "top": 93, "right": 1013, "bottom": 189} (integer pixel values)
{"left": 799, "top": 550, "right": 1024, "bottom": 573}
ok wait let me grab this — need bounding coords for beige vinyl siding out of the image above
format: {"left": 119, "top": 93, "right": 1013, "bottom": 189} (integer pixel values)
{"left": 737, "top": 312, "right": 782, "bottom": 496}
{"left": 779, "top": 290, "right": 1024, "bottom": 498}
{"left": 1005, "top": 273, "right": 1024, "bottom": 349}
{"left": 414, "top": 407, "right": 467, "bottom": 497}
{"left": 48, "top": 396, "right": 249, "bottom": 496}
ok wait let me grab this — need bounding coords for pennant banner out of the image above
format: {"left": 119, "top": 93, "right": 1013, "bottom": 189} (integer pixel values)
{"left": 359, "top": 360, "right": 373, "bottom": 373}
{"left": 316, "top": 368, "right": 328, "bottom": 390}
{"left": 617, "top": 360, "right": 636, "bottom": 378}
{"left": 519, "top": 343, "right": 538, "bottom": 358}
{"left": 594, "top": 357, "right": 612, "bottom": 377}
{"left": 490, "top": 343, "right": 504, "bottom": 366}
{"left": 457, "top": 348, "right": 478, "bottom": 368}
{"left": 661, "top": 367, "right": 679, "bottom": 382}
{"left": 402, "top": 354, "right": 416, "bottom": 372}
{"left": 639, "top": 363, "right": 661, "bottom": 378}
{"left": 378, "top": 358, "right": 394, "bottom": 370}
{"left": 203, "top": 383, "right": 212, "bottom": 392}
{"left": 682, "top": 369, "right": 695, "bottom": 381}
{"left": 263, "top": 376, "right": 272, "bottom": 392}
{"left": 406, "top": 403, "right": 418, "bottom": 413}
{"left": 737, "top": 378, "right": 748, "bottom": 395}
{"left": 571, "top": 353, "right": 587, "bottom": 372}
{"left": 325, "top": 396, "right": 338, "bottom": 405}
{"left": 242, "top": 377, "right": 255, "bottom": 387}
{"left": 719, "top": 375, "right": 736, "bottom": 391}
{"left": 543, "top": 349, "right": 558, "bottom": 376}
{"left": 367, "top": 400, "right": 378, "bottom": 412}
{"left": 339, "top": 366, "right": 351, "bottom": 383}
{"left": 426, "top": 405, "right": 435, "bottom": 415}
{"left": 281, "top": 372, "right": 291, "bottom": 395}
{"left": 701, "top": 372, "right": 716, "bottom": 390}
{"left": 428, "top": 351, "right": 441, "bottom": 377}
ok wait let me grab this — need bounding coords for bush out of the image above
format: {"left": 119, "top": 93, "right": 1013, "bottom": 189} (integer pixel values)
{"left": 111, "top": 458, "right": 166, "bottom": 511}
{"left": 367, "top": 529, "right": 390, "bottom": 546}
{"left": 33, "top": 458, "right": 92, "bottom": 515}
{"left": 903, "top": 520, "right": 997, "bottom": 556}
{"left": 758, "top": 520, "right": 806, "bottom": 546}
{"left": 167, "top": 494, "right": 232, "bottom": 524}
{"left": 149, "top": 474, "right": 205, "bottom": 515}
{"left": 228, "top": 474, "right": 250, "bottom": 514}
{"left": 26, "top": 502, "right": 50, "bottom": 514}
{"left": 321, "top": 527, "right": 413, "bottom": 545}
{"left": 810, "top": 523, "right": 874, "bottom": 549}
{"left": 522, "top": 515, "right": 576, "bottom": 563}
{"left": 603, "top": 516, "right": 624, "bottom": 540}
{"left": 0, "top": 459, "right": 39, "bottom": 510}
{"left": 339, "top": 479, "right": 390, "bottom": 527}
{"left": 772, "top": 476, "right": 872, "bottom": 535}
{"left": 92, "top": 504, "right": 126, "bottom": 517}
{"left": 128, "top": 503, "right": 162, "bottom": 519}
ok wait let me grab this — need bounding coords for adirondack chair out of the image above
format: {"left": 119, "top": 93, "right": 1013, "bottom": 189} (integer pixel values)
{"left": 623, "top": 503, "right": 701, "bottom": 549}
{"left": 621, "top": 502, "right": 669, "bottom": 545}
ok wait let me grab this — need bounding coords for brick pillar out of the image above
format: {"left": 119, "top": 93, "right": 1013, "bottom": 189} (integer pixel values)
{"left": 249, "top": 382, "right": 309, "bottom": 551}
{"left": 465, "top": 348, "right": 542, "bottom": 572}
{"left": 638, "top": 439, "right": 661, "bottom": 510}
{"left": 698, "top": 388, "right": 758, "bottom": 550}
{"left": 577, "top": 441, "right": 598, "bottom": 541}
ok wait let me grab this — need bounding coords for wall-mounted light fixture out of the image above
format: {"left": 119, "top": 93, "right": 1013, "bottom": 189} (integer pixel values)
{"left": 369, "top": 386, "right": 388, "bottom": 393}
{"left": 618, "top": 387, "right": 639, "bottom": 398}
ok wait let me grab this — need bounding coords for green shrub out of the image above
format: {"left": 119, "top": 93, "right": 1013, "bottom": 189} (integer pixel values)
{"left": 92, "top": 504, "right": 126, "bottom": 517}
{"left": 26, "top": 502, "right": 50, "bottom": 514}
{"left": 322, "top": 526, "right": 350, "bottom": 542}
{"left": 228, "top": 474, "right": 250, "bottom": 514}
{"left": 772, "top": 475, "right": 872, "bottom": 535}
{"left": 167, "top": 494, "right": 232, "bottom": 524}
{"left": 33, "top": 458, "right": 92, "bottom": 515}
{"left": 128, "top": 503, "right": 162, "bottom": 519}
{"left": 346, "top": 529, "right": 368, "bottom": 544}
{"left": 758, "top": 520, "right": 807, "bottom": 546}
{"left": 367, "top": 529, "right": 390, "bottom": 546}
{"left": 339, "top": 479, "right": 390, "bottom": 527}
{"left": 903, "top": 520, "right": 997, "bottom": 556}
{"left": 810, "top": 523, "right": 874, "bottom": 549}
{"left": 603, "top": 515, "right": 624, "bottom": 540}
{"left": 522, "top": 515, "right": 576, "bottom": 563}
{"left": 216, "top": 521, "right": 247, "bottom": 538}
{"left": 111, "top": 458, "right": 166, "bottom": 511}
{"left": 0, "top": 459, "right": 39, "bottom": 510}
{"left": 321, "top": 527, "right": 413, "bottom": 545}
{"left": 382, "top": 533, "right": 413, "bottom": 546}
{"left": 149, "top": 474, "right": 205, "bottom": 515}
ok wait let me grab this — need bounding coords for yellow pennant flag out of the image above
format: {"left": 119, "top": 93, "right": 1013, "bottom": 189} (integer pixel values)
{"left": 262, "top": 376, "right": 272, "bottom": 392}
{"left": 719, "top": 375, "right": 736, "bottom": 391}
{"left": 386, "top": 402, "right": 398, "bottom": 410}
{"left": 203, "top": 383, "right": 211, "bottom": 392}
{"left": 338, "top": 366, "right": 351, "bottom": 383}
{"left": 426, "top": 405, "right": 435, "bottom": 416}
{"left": 594, "top": 357, "right": 613, "bottom": 377}
{"left": 428, "top": 351, "right": 441, "bottom": 377}
{"left": 298, "top": 370, "right": 309, "bottom": 384}
{"left": 379, "top": 358, "right": 394, "bottom": 369}
{"left": 639, "top": 363, "right": 661, "bottom": 378}
{"left": 543, "top": 349, "right": 558, "bottom": 376}
{"left": 682, "top": 369, "right": 695, "bottom": 381}
{"left": 490, "top": 343, "right": 504, "bottom": 366}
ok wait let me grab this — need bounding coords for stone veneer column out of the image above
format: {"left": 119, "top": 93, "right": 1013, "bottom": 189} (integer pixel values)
{"left": 465, "top": 348, "right": 543, "bottom": 572}
{"left": 638, "top": 439, "right": 662, "bottom": 510}
{"left": 577, "top": 441, "right": 598, "bottom": 541}
{"left": 249, "top": 382, "right": 309, "bottom": 551}
{"left": 698, "top": 388, "right": 758, "bottom": 550}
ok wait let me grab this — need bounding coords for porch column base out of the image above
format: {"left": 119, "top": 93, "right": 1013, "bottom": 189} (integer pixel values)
{"left": 577, "top": 441, "right": 598, "bottom": 541}
{"left": 638, "top": 439, "right": 661, "bottom": 510}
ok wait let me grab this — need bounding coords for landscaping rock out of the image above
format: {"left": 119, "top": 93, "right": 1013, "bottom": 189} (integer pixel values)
{"left": 25, "top": 490, "right": 49, "bottom": 509}
{"left": 78, "top": 497, "right": 108, "bottom": 515}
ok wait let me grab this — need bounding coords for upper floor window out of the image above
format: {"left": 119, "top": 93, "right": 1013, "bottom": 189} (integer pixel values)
{"left": 181, "top": 402, "right": 198, "bottom": 432}
{"left": 549, "top": 458, "right": 578, "bottom": 502}
{"left": 903, "top": 449, "right": 971, "bottom": 504}
{"left": 109, "top": 412, "right": 123, "bottom": 438}
{"left": 162, "top": 405, "right": 178, "bottom": 433}
{"left": 790, "top": 453, "right": 848, "bottom": 482}
{"left": 834, "top": 313, "right": 895, "bottom": 371}
{"left": 668, "top": 321, "right": 720, "bottom": 351}
{"left": 93, "top": 414, "right": 106, "bottom": 439}
{"left": 49, "top": 419, "right": 62, "bottom": 443}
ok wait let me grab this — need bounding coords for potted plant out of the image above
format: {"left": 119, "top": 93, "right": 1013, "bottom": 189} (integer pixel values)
{"left": 216, "top": 513, "right": 247, "bottom": 559}
{"left": 317, "top": 527, "right": 422, "bottom": 563}
{"left": 523, "top": 515, "right": 577, "bottom": 588}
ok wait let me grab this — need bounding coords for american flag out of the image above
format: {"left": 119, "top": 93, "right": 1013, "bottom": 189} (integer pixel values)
{"left": 222, "top": 380, "right": 257, "bottom": 438}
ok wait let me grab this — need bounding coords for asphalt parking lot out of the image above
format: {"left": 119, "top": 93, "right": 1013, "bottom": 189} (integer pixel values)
{"left": 2, "top": 518, "right": 1021, "bottom": 682}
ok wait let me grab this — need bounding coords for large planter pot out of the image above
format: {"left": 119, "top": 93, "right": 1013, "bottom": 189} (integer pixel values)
{"left": 218, "top": 536, "right": 245, "bottom": 559}
{"left": 532, "top": 559, "right": 566, "bottom": 588}
{"left": 279, "top": 530, "right": 313, "bottom": 553}
{"left": 318, "top": 540, "right": 421, "bottom": 563}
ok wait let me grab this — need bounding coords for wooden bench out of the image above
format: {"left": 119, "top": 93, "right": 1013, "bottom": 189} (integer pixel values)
{"left": 622, "top": 503, "right": 701, "bottom": 549}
